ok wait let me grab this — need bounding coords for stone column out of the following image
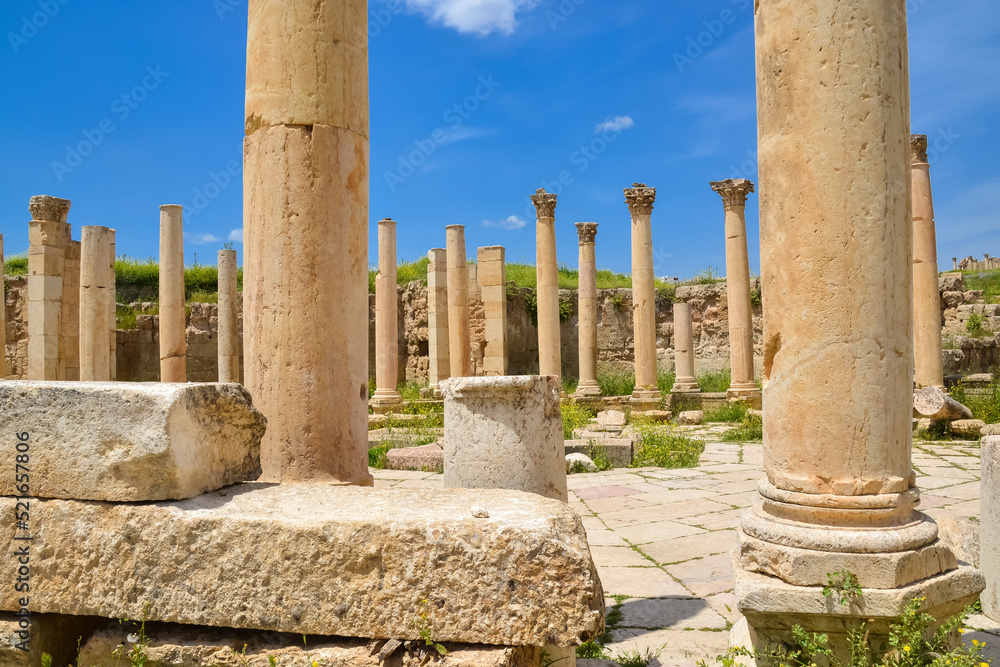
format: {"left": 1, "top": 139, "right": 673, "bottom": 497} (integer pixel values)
{"left": 372, "top": 218, "right": 402, "bottom": 409}
{"left": 531, "top": 189, "right": 562, "bottom": 384}
{"left": 575, "top": 223, "right": 600, "bottom": 396}
{"left": 0, "top": 234, "right": 5, "bottom": 379}
{"left": 734, "top": 0, "right": 982, "bottom": 659}
{"left": 477, "top": 246, "right": 507, "bottom": 376}
{"left": 79, "top": 226, "right": 111, "bottom": 381}
{"left": 158, "top": 205, "right": 186, "bottom": 383}
{"left": 427, "top": 248, "right": 450, "bottom": 395}
{"left": 217, "top": 248, "right": 240, "bottom": 384}
{"left": 710, "top": 178, "right": 759, "bottom": 400}
{"left": 108, "top": 229, "right": 117, "bottom": 380}
{"left": 912, "top": 135, "right": 944, "bottom": 389}
{"left": 27, "top": 196, "right": 71, "bottom": 381}
{"left": 953, "top": 257, "right": 958, "bottom": 271}
{"left": 624, "top": 183, "right": 660, "bottom": 408}
{"left": 446, "top": 225, "right": 472, "bottom": 378}
{"left": 244, "top": 0, "right": 371, "bottom": 485}
{"left": 671, "top": 302, "right": 699, "bottom": 393}
{"left": 61, "top": 239, "right": 80, "bottom": 380}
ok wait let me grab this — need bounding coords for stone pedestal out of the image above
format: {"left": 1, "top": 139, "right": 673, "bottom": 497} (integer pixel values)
{"left": 532, "top": 189, "right": 562, "bottom": 385}
{"left": 711, "top": 178, "right": 759, "bottom": 401}
{"left": 446, "top": 225, "right": 472, "bottom": 378}
{"left": 477, "top": 246, "right": 507, "bottom": 376}
{"left": 79, "top": 226, "right": 112, "bottom": 381}
{"left": 217, "top": 248, "right": 240, "bottom": 384}
{"left": 575, "top": 223, "right": 600, "bottom": 397}
{"left": 27, "top": 196, "right": 71, "bottom": 381}
{"left": 427, "top": 247, "right": 449, "bottom": 396}
{"left": 624, "top": 183, "right": 660, "bottom": 409}
{"left": 735, "top": 0, "right": 983, "bottom": 660}
{"left": 912, "top": 135, "right": 944, "bottom": 389}
{"left": 372, "top": 218, "right": 402, "bottom": 409}
{"left": 671, "top": 302, "right": 699, "bottom": 393}
{"left": 159, "top": 205, "right": 186, "bottom": 383}
{"left": 244, "top": 0, "right": 372, "bottom": 485}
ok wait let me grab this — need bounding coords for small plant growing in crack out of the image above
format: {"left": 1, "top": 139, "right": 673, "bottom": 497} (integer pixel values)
{"left": 823, "top": 569, "right": 863, "bottom": 607}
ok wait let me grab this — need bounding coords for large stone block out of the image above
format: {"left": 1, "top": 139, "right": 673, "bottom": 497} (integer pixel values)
{"left": 0, "top": 484, "right": 603, "bottom": 647}
{"left": 0, "top": 381, "right": 265, "bottom": 501}
{"left": 79, "top": 622, "right": 540, "bottom": 667}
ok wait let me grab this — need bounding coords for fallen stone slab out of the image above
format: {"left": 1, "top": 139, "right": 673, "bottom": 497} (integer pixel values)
{"left": 384, "top": 442, "right": 444, "bottom": 472}
{"left": 596, "top": 410, "right": 626, "bottom": 427}
{"left": 79, "top": 621, "right": 539, "bottom": 667}
{"left": 677, "top": 410, "right": 704, "bottom": 426}
{"left": 564, "top": 439, "right": 633, "bottom": 467}
{"left": 0, "top": 484, "right": 603, "bottom": 647}
{"left": 0, "top": 381, "right": 266, "bottom": 501}
{"left": 950, "top": 418, "right": 986, "bottom": 438}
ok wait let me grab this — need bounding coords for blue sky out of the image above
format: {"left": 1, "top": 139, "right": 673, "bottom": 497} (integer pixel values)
{"left": 1, "top": 0, "right": 997, "bottom": 279}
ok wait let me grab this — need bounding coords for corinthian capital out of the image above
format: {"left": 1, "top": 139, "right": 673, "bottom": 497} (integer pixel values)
{"left": 911, "top": 134, "right": 929, "bottom": 165}
{"left": 29, "top": 195, "right": 71, "bottom": 223}
{"left": 575, "top": 222, "right": 598, "bottom": 245}
{"left": 531, "top": 188, "right": 558, "bottom": 218}
{"left": 709, "top": 179, "right": 755, "bottom": 209}
{"left": 624, "top": 183, "right": 656, "bottom": 216}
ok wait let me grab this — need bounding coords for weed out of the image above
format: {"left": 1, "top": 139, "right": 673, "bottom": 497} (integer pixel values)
{"left": 913, "top": 420, "right": 958, "bottom": 442}
{"left": 694, "top": 266, "right": 724, "bottom": 285}
{"left": 562, "top": 400, "right": 594, "bottom": 439}
{"left": 951, "top": 372, "right": 1000, "bottom": 424}
{"left": 722, "top": 413, "right": 763, "bottom": 442}
{"left": 369, "top": 443, "right": 392, "bottom": 469}
{"left": 5, "top": 252, "right": 27, "bottom": 275}
{"left": 413, "top": 599, "right": 449, "bottom": 658}
{"left": 114, "top": 604, "right": 151, "bottom": 667}
{"left": 609, "top": 292, "right": 629, "bottom": 311}
{"left": 41, "top": 655, "right": 52, "bottom": 667}
{"left": 587, "top": 443, "right": 614, "bottom": 471}
{"left": 704, "top": 401, "right": 748, "bottom": 423}
{"left": 966, "top": 312, "right": 991, "bottom": 337}
{"left": 963, "top": 268, "right": 1000, "bottom": 304}
{"left": 614, "top": 645, "right": 665, "bottom": 667}
{"left": 697, "top": 368, "right": 732, "bottom": 393}
{"left": 559, "top": 297, "right": 574, "bottom": 322}
{"left": 575, "top": 642, "right": 610, "bottom": 660}
{"left": 631, "top": 424, "right": 704, "bottom": 469}
{"left": 597, "top": 366, "right": 636, "bottom": 397}
{"left": 823, "top": 569, "right": 863, "bottom": 607}
{"left": 657, "top": 368, "right": 676, "bottom": 395}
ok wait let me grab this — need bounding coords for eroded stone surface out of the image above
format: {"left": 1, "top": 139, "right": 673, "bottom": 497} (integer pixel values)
{"left": 0, "top": 484, "right": 603, "bottom": 646}
{"left": 0, "top": 381, "right": 264, "bottom": 501}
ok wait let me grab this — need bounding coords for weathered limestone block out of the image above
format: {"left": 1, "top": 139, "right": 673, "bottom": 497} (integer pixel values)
{"left": 949, "top": 419, "right": 986, "bottom": 438}
{"left": 0, "top": 381, "right": 265, "bottom": 501}
{"left": 0, "top": 612, "right": 104, "bottom": 667}
{"left": 677, "top": 410, "right": 704, "bottom": 426}
{"left": 596, "top": 410, "right": 626, "bottom": 427}
{"left": 384, "top": 442, "right": 443, "bottom": 472}
{"left": 80, "top": 623, "right": 540, "bottom": 667}
{"left": 937, "top": 517, "right": 980, "bottom": 568}
{"left": 914, "top": 386, "right": 973, "bottom": 422}
{"left": 0, "top": 485, "right": 603, "bottom": 646}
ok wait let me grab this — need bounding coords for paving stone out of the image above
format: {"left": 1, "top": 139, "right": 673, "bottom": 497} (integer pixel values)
{"left": 665, "top": 552, "right": 735, "bottom": 597}
{"left": 629, "top": 488, "right": 717, "bottom": 505}
{"left": 615, "top": 520, "right": 706, "bottom": 545}
{"left": 580, "top": 494, "right": 654, "bottom": 514}
{"left": 676, "top": 508, "right": 745, "bottom": 531}
{"left": 589, "top": 546, "right": 654, "bottom": 568}
{"left": 599, "top": 567, "right": 689, "bottom": 598}
{"left": 575, "top": 486, "right": 645, "bottom": 501}
{"left": 704, "top": 591, "right": 741, "bottom": 625}
{"left": 605, "top": 629, "right": 729, "bottom": 667}
{"left": 600, "top": 500, "right": 733, "bottom": 528}
{"left": 642, "top": 530, "right": 739, "bottom": 565}
{"left": 616, "top": 597, "right": 727, "bottom": 630}
{"left": 932, "top": 482, "right": 982, "bottom": 500}
{"left": 586, "top": 528, "right": 629, "bottom": 547}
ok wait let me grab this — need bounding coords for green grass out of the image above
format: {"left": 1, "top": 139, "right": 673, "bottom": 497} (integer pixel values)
{"left": 657, "top": 369, "right": 676, "bottom": 395}
{"left": 696, "top": 368, "right": 732, "bottom": 393}
{"left": 561, "top": 400, "right": 594, "bottom": 439}
{"left": 704, "top": 401, "right": 748, "bottom": 423}
{"left": 722, "top": 413, "right": 763, "bottom": 442}
{"left": 368, "top": 256, "right": 431, "bottom": 293}
{"left": 951, "top": 373, "right": 1000, "bottom": 424}
{"left": 630, "top": 423, "right": 704, "bottom": 468}
{"left": 597, "top": 366, "right": 636, "bottom": 397}
{"left": 114, "top": 256, "right": 244, "bottom": 297}
{"left": 961, "top": 268, "right": 1000, "bottom": 304}
{"left": 4, "top": 252, "right": 27, "bottom": 275}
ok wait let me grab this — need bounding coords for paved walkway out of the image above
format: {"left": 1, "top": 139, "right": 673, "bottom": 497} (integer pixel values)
{"left": 373, "top": 425, "right": 997, "bottom": 666}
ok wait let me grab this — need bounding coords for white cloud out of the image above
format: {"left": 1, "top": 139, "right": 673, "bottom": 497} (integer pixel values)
{"left": 403, "top": 0, "right": 538, "bottom": 36}
{"left": 228, "top": 229, "right": 244, "bottom": 243}
{"left": 595, "top": 116, "right": 634, "bottom": 134}
{"left": 483, "top": 215, "right": 526, "bottom": 230}
{"left": 184, "top": 232, "right": 221, "bottom": 245}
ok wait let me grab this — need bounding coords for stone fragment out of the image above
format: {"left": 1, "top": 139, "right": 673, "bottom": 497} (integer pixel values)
{"left": 983, "top": 423, "right": 1000, "bottom": 437}
{"left": 0, "top": 381, "right": 265, "bottom": 501}
{"left": 635, "top": 410, "right": 672, "bottom": 422}
{"left": 914, "top": 385, "right": 973, "bottom": 421}
{"left": 939, "top": 273, "right": 965, "bottom": 293}
{"left": 566, "top": 453, "right": 598, "bottom": 473}
{"left": 0, "top": 484, "right": 603, "bottom": 646}
{"left": 950, "top": 419, "right": 986, "bottom": 438}
{"left": 79, "top": 622, "right": 539, "bottom": 667}
{"left": 677, "top": 410, "right": 704, "bottom": 426}
{"left": 596, "top": 410, "right": 626, "bottom": 427}
{"left": 942, "top": 291, "right": 965, "bottom": 308}
{"left": 384, "top": 442, "right": 443, "bottom": 472}
{"left": 936, "top": 517, "right": 980, "bottom": 568}
{"left": 563, "top": 440, "right": 633, "bottom": 468}
{"left": 965, "top": 290, "right": 984, "bottom": 303}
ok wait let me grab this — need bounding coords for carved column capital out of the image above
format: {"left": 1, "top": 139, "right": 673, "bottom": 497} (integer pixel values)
{"left": 911, "top": 134, "right": 929, "bottom": 165}
{"left": 624, "top": 183, "right": 656, "bottom": 216}
{"left": 575, "top": 222, "right": 598, "bottom": 245}
{"left": 710, "top": 179, "right": 755, "bottom": 209}
{"left": 531, "top": 188, "right": 558, "bottom": 218}
{"left": 29, "top": 195, "right": 71, "bottom": 223}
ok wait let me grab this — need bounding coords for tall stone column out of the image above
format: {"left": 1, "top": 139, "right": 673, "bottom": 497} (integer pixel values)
{"left": 427, "top": 248, "right": 450, "bottom": 395}
{"left": 624, "top": 183, "right": 660, "bottom": 408}
{"left": 671, "top": 302, "right": 699, "bottom": 393}
{"left": 244, "top": 0, "right": 371, "bottom": 485}
{"left": 710, "top": 179, "right": 759, "bottom": 400}
{"left": 108, "top": 229, "right": 116, "bottom": 380}
{"left": 159, "top": 205, "right": 186, "bottom": 383}
{"left": 477, "top": 246, "right": 508, "bottom": 376}
{"left": 27, "top": 196, "right": 71, "bottom": 381}
{"left": 446, "top": 225, "right": 472, "bottom": 378}
{"left": 953, "top": 257, "right": 958, "bottom": 271}
{"left": 79, "top": 226, "right": 111, "bottom": 381}
{"left": 912, "top": 135, "right": 944, "bottom": 389}
{"left": 61, "top": 239, "right": 80, "bottom": 380}
{"left": 217, "top": 248, "right": 240, "bottom": 384}
{"left": 372, "top": 218, "right": 402, "bottom": 409}
{"left": 531, "top": 189, "right": 561, "bottom": 383}
{"left": 575, "top": 223, "right": 600, "bottom": 396}
{"left": 0, "top": 234, "right": 5, "bottom": 379}
{"left": 735, "top": 0, "right": 982, "bottom": 659}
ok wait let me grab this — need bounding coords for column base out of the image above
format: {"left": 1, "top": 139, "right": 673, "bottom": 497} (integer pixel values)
{"left": 671, "top": 378, "right": 701, "bottom": 393}
{"left": 574, "top": 380, "right": 602, "bottom": 397}
{"left": 732, "top": 551, "right": 984, "bottom": 666}
{"left": 370, "top": 390, "right": 403, "bottom": 414}
{"left": 727, "top": 384, "right": 761, "bottom": 400}
{"left": 629, "top": 386, "right": 661, "bottom": 412}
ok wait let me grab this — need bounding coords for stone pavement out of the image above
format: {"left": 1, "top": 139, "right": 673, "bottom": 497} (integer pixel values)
{"left": 373, "top": 424, "right": 998, "bottom": 666}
